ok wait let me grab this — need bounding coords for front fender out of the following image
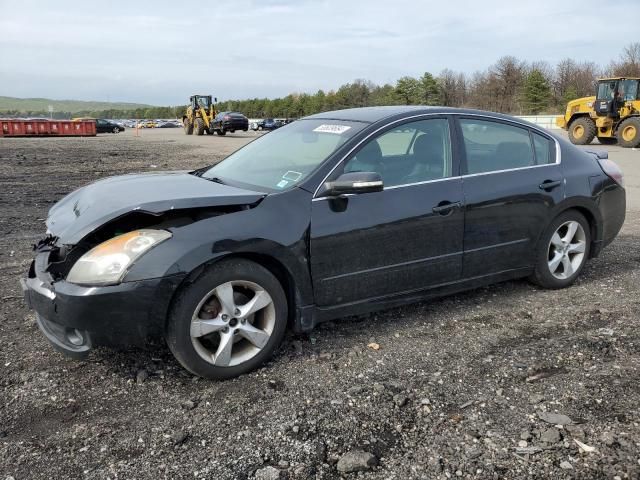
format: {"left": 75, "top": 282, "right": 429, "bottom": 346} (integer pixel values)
{"left": 123, "top": 188, "right": 314, "bottom": 305}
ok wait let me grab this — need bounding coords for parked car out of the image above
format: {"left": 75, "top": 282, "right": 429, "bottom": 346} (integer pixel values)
{"left": 210, "top": 111, "right": 249, "bottom": 135}
{"left": 251, "top": 118, "right": 281, "bottom": 131}
{"left": 137, "top": 120, "right": 156, "bottom": 128}
{"left": 157, "top": 120, "right": 181, "bottom": 128}
{"left": 95, "top": 119, "right": 124, "bottom": 133}
{"left": 254, "top": 118, "right": 282, "bottom": 131}
{"left": 21, "top": 106, "right": 625, "bottom": 379}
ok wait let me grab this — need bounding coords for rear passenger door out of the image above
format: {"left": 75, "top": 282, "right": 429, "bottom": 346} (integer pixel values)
{"left": 456, "top": 117, "right": 563, "bottom": 277}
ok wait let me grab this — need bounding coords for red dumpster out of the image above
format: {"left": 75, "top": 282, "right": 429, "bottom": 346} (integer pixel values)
{"left": 0, "top": 119, "right": 96, "bottom": 137}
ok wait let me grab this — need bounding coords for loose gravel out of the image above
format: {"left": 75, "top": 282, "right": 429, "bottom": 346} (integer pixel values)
{"left": 1, "top": 132, "right": 638, "bottom": 479}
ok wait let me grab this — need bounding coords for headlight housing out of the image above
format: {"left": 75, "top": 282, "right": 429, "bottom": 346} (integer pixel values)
{"left": 66, "top": 229, "right": 172, "bottom": 285}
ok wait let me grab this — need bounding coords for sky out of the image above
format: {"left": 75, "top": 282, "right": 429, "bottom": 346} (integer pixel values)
{"left": 0, "top": 0, "right": 638, "bottom": 105}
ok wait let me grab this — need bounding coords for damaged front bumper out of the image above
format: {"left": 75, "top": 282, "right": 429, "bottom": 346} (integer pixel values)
{"left": 21, "top": 251, "right": 186, "bottom": 358}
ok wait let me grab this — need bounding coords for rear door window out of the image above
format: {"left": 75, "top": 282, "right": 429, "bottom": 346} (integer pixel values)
{"left": 459, "top": 119, "right": 535, "bottom": 174}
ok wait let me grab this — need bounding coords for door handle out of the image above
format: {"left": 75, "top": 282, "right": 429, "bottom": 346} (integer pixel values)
{"left": 539, "top": 180, "right": 562, "bottom": 191}
{"left": 432, "top": 201, "right": 462, "bottom": 214}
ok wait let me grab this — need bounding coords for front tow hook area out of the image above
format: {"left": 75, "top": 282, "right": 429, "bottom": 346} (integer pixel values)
{"left": 35, "top": 313, "right": 92, "bottom": 360}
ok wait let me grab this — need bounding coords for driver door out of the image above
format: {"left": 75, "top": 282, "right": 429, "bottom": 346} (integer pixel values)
{"left": 309, "top": 116, "right": 464, "bottom": 307}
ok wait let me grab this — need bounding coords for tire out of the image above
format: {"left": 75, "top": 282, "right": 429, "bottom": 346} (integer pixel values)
{"left": 166, "top": 259, "right": 288, "bottom": 380}
{"left": 568, "top": 117, "right": 596, "bottom": 145}
{"left": 217, "top": 128, "right": 226, "bottom": 136}
{"left": 112, "top": 126, "right": 119, "bottom": 134}
{"left": 195, "top": 117, "right": 205, "bottom": 136}
{"left": 529, "top": 210, "right": 590, "bottom": 289}
{"left": 250, "top": 122, "right": 257, "bottom": 130}
{"left": 597, "top": 136, "right": 617, "bottom": 145}
{"left": 184, "top": 118, "right": 193, "bottom": 135}
{"left": 616, "top": 117, "right": 640, "bottom": 148}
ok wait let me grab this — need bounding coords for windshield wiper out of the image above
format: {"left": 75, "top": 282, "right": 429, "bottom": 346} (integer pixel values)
{"left": 206, "top": 177, "right": 227, "bottom": 185}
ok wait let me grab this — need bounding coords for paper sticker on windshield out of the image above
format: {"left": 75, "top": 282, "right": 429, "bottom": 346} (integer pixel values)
{"left": 276, "top": 180, "right": 289, "bottom": 189}
{"left": 313, "top": 124, "right": 352, "bottom": 134}
{"left": 283, "top": 170, "right": 303, "bottom": 182}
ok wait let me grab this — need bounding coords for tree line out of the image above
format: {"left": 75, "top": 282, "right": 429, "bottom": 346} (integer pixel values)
{"left": 5, "top": 43, "right": 639, "bottom": 120}
{"left": 217, "top": 42, "right": 640, "bottom": 118}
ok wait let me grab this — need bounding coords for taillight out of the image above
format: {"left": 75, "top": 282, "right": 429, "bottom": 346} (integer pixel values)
{"left": 598, "top": 159, "right": 624, "bottom": 187}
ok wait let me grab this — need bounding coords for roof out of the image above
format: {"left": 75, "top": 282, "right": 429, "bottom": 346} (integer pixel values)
{"left": 304, "top": 105, "right": 536, "bottom": 126}
{"left": 598, "top": 77, "right": 640, "bottom": 81}
{"left": 305, "top": 106, "right": 432, "bottom": 123}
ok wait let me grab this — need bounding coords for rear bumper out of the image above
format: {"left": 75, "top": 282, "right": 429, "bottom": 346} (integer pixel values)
{"left": 22, "top": 254, "right": 185, "bottom": 357}
{"left": 600, "top": 185, "right": 626, "bottom": 249}
{"left": 221, "top": 120, "right": 248, "bottom": 130}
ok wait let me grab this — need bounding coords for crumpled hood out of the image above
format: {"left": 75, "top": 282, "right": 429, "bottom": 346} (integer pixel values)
{"left": 47, "top": 171, "right": 265, "bottom": 243}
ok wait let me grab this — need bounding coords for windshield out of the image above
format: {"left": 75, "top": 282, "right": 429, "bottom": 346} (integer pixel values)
{"left": 597, "top": 81, "right": 617, "bottom": 100}
{"left": 196, "top": 96, "right": 210, "bottom": 108}
{"left": 620, "top": 79, "right": 639, "bottom": 101}
{"left": 202, "top": 119, "right": 365, "bottom": 191}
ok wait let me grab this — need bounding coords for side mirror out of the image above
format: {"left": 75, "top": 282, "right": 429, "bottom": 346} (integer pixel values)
{"left": 323, "top": 172, "right": 383, "bottom": 197}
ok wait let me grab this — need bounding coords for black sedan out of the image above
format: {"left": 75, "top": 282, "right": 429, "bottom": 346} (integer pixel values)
{"left": 21, "top": 106, "right": 625, "bottom": 379}
{"left": 251, "top": 118, "right": 282, "bottom": 131}
{"left": 210, "top": 111, "right": 249, "bottom": 136}
{"left": 96, "top": 119, "right": 124, "bottom": 134}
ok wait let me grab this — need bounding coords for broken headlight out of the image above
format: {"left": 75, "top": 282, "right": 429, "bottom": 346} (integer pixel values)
{"left": 66, "top": 230, "right": 172, "bottom": 285}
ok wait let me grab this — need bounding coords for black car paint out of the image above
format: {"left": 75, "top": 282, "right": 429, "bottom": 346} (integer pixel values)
{"left": 95, "top": 119, "right": 124, "bottom": 133}
{"left": 211, "top": 112, "right": 249, "bottom": 133}
{"left": 22, "top": 107, "right": 626, "bottom": 352}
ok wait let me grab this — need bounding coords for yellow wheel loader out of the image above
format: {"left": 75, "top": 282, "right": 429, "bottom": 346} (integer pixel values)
{"left": 183, "top": 95, "right": 217, "bottom": 136}
{"left": 556, "top": 77, "right": 640, "bottom": 148}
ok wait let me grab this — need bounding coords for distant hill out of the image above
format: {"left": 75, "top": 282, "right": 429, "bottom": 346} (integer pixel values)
{"left": 0, "top": 96, "right": 154, "bottom": 113}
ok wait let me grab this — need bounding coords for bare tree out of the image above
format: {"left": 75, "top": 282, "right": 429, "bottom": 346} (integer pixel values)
{"left": 609, "top": 42, "right": 640, "bottom": 76}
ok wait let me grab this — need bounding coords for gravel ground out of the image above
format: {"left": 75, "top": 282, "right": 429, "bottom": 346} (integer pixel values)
{"left": 1, "top": 131, "right": 639, "bottom": 479}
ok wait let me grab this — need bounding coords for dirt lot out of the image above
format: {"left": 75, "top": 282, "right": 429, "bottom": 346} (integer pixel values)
{"left": 1, "top": 129, "right": 639, "bottom": 479}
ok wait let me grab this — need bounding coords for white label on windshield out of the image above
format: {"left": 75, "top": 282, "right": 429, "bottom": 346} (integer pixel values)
{"left": 276, "top": 179, "right": 289, "bottom": 189}
{"left": 283, "top": 170, "right": 302, "bottom": 181}
{"left": 313, "top": 124, "right": 352, "bottom": 134}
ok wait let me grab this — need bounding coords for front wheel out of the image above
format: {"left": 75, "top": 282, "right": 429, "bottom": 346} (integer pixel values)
{"left": 617, "top": 117, "right": 640, "bottom": 148}
{"left": 195, "top": 117, "right": 205, "bottom": 136}
{"left": 529, "top": 210, "right": 590, "bottom": 289}
{"left": 166, "top": 259, "right": 288, "bottom": 379}
{"left": 112, "top": 126, "right": 119, "bottom": 134}
{"left": 217, "top": 128, "right": 226, "bottom": 136}
{"left": 184, "top": 118, "right": 193, "bottom": 135}
{"left": 568, "top": 117, "right": 596, "bottom": 145}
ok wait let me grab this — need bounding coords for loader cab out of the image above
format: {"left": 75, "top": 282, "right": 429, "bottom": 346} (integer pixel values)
{"left": 191, "top": 95, "right": 213, "bottom": 112}
{"left": 594, "top": 78, "right": 640, "bottom": 117}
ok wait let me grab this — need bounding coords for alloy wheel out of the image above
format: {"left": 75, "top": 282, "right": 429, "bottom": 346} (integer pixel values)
{"left": 190, "top": 280, "right": 275, "bottom": 367}
{"left": 547, "top": 221, "right": 586, "bottom": 280}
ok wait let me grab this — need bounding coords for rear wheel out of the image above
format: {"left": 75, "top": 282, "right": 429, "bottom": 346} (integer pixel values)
{"left": 184, "top": 118, "right": 193, "bottom": 135}
{"left": 529, "top": 210, "right": 590, "bottom": 289}
{"left": 195, "top": 117, "right": 205, "bottom": 136}
{"left": 617, "top": 117, "right": 640, "bottom": 148}
{"left": 166, "top": 259, "right": 288, "bottom": 379}
{"left": 217, "top": 128, "right": 226, "bottom": 136}
{"left": 597, "top": 136, "right": 617, "bottom": 145}
{"left": 568, "top": 117, "right": 596, "bottom": 145}
{"left": 112, "top": 126, "right": 119, "bottom": 134}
